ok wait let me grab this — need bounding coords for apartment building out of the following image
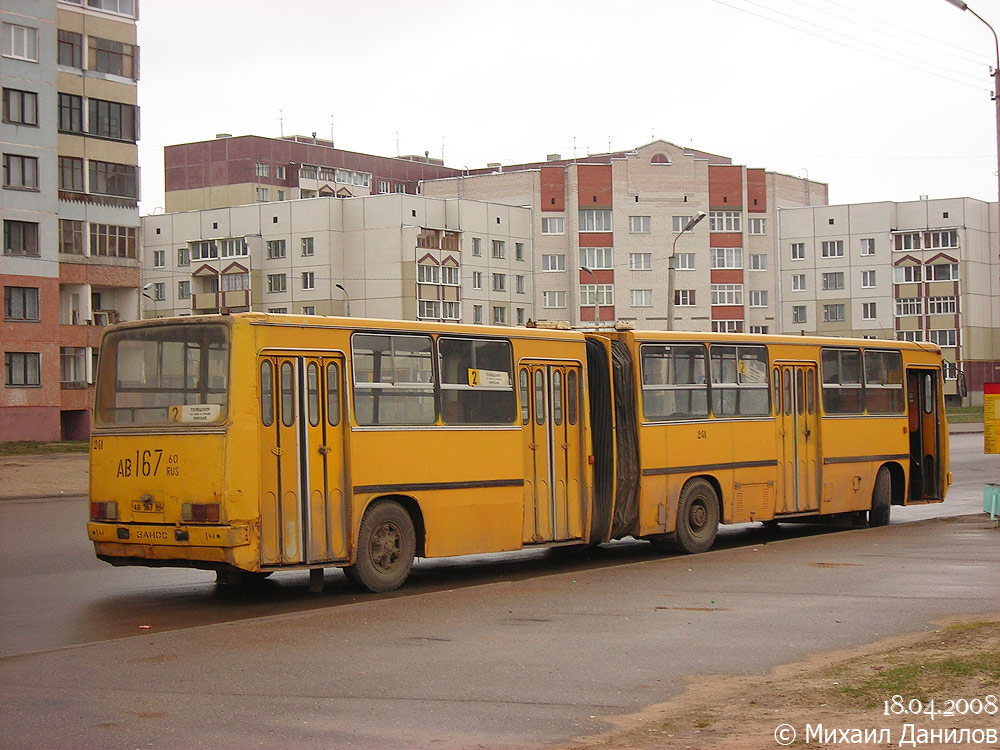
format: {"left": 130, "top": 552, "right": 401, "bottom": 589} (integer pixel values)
{"left": 141, "top": 193, "right": 534, "bottom": 327}
{"left": 779, "top": 198, "right": 999, "bottom": 404}
{"left": 163, "top": 134, "right": 462, "bottom": 213}
{"left": 422, "top": 140, "right": 828, "bottom": 333}
{"left": 2, "top": 0, "right": 140, "bottom": 442}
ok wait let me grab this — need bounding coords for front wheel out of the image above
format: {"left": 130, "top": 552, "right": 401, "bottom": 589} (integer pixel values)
{"left": 869, "top": 467, "right": 892, "bottom": 527}
{"left": 344, "top": 500, "right": 416, "bottom": 593}
{"left": 673, "top": 478, "right": 720, "bottom": 554}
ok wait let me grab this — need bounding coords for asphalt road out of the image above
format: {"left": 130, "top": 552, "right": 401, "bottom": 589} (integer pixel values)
{"left": 0, "top": 432, "right": 996, "bottom": 748}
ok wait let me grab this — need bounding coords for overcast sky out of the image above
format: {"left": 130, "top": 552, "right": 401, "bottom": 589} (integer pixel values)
{"left": 137, "top": 0, "right": 999, "bottom": 213}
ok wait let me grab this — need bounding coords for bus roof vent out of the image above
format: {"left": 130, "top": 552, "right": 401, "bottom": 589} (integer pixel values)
{"left": 614, "top": 320, "right": 635, "bottom": 330}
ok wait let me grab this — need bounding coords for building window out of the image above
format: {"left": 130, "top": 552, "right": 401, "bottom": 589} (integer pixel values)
{"left": 443, "top": 301, "right": 460, "bottom": 320}
{"left": 58, "top": 30, "right": 83, "bottom": 67}
{"left": 748, "top": 217, "right": 766, "bottom": 235}
{"left": 895, "top": 298, "right": 923, "bottom": 317}
{"left": 929, "top": 262, "right": 959, "bottom": 281}
{"left": 177, "top": 247, "right": 190, "bottom": 266}
{"left": 542, "top": 254, "right": 565, "bottom": 271}
{"left": 491, "top": 240, "right": 506, "bottom": 259}
{"left": 88, "top": 37, "right": 138, "bottom": 79}
{"left": 790, "top": 242, "right": 805, "bottom": 260}
{"left": 894, "top": 232, "right": 921, "bottom": 251}
{"left": 266, "top": 240, "right": 286, "bottom": 259}
{"left": 672, "top": 215, "right": 693, "bottom": 233}
{"left": 221, "top": 272, "right": 248, "bottom": 292}
{"left": 943, "top": 362, "right": 959, "bottom": 380}
{"left": 709, "top": 211, "right": 741, "bottom": 232}
{"left": 301, "top": 305, "right": 315, "bottom": 315}
{"left": 897, "top": 330, "right": 924, "bottom": 342}
{"left": 926, "top": 230, "right": 958, "bottom": 249}
{"left": 674, "top": 289, "right": 695, "bottom": 306}
{"left": 153, "top": 250, "right": 165, "bottom": 268}
{"left": 711, "top": 320, "right": 744, "bottom": 333}
{"left": 711, "top": 284, "right": 743, "bottom": 305}
{"left": 277, "top": 189, "right": 285, "bottom": 200}
{"left": 515, "top": 242, "right": 525, "bottom": 261}
{"left": 88, "top": 99, "right": 138, "bottom": 142}
{"left": 862, "top": 302, "right": 877, "bottom": 320}
{"left": 3, "top": 88, "right": 38, "bottom": 126}
{"left": 418, "top": 300, "right": 441, "bottom": 319}
{"left": 710, "top": 247, "right": 742, "bottom": 269}
{"left": 822, "top": 304, "right": 845, "bottom": 322}
{"left": 629, "top": 215, "right": 651, "bottom": 233}
{"left": 515, "top": 307, "right": 525, "bottom": 326}
{"left": 580, "top": 246, "right": 613, "bottom": 269}
{"left": 300, "top": 236, "right": 314, "bottom": 256}
{"left": 218, "top": 238, "right": 246, "bottom": 258}
{"left": 893, "top": 265, "right": 922, "bottom": 283}
{"left": 5, "top": 352, "right": 40, "bottom": 387}
{"left": 267, "top": 307, "right": 287, "bottom": 314}
{"left": 378, "top": 180, "right": 389, "bottom": 193}
{"left": 59, "top": 219, "right": 84, "bottom": 255}
{"left": 58, "top": 156, "right": 84, "bottom": 191}
{"left": 821, "top": 240, "right": 844, "bottom": 258}
{"left": 417, "top": 263, "right": 440, "bottom": 284}
{"left": 792, "top": 305, "right": 807, "bottom": 324}
{"left": 821, "top": 272, "right": 845, "bottom": 291}
{"left": 540, "top": 216, "right": 566, "bottom": 236}
{"left": 492, "top": 273, "right": 507, "bottom": 292}
{"left": 86, "top": 0, "right": 137, "bottom": 17}
{"left": 473, "top": 304, "right": 483, "bottom": 323}
{"left": 749, "top": 290, "right": 767, "bottom": 307}
{"left": 442, "top": 266, "right": 460, "bottom": 286}
{"left": 749, "top": 325, "right": 769, "bottom": 334}
{"left": 302, "top": 271, "right": 315, "bottom": 290}
{"left": 581, "top": 284, "right": 614, "bottom": 306}
{"left": 860, "top": 238, "right": 875, "bottom": 256}
{"left": 792, "top": 273, "right": 806, "bottom": 292}
{"left": 3, "top": 220, "right": 39, "bottom": 256}
{"left": 927, "top": 296, "right": 957, "bottom": 315}
{"left": 630, "top": 252, "right": 651, "bottom": 270}
{"left": 255, "top": 162, "right": 270, "bottom": 178}
{"left": 928, "top": 329, "right": 957, "bottom": 347}
{"left": 579, "top": 209, "right": 612, "bottom": 232}
{"left": 631, "top": 289, "right": 652, "bottom": 307}
{"left": 2, "top": 154, "right": 38, "bottom": 190}
{"left": 472, "top": 271, "right": 482, "bottom": 290}
{"left": 276, "top": 166, "right": 286, "bottom": 180}
{"left": 675, "top": 253, "right": 695, "bottom": 270}
{"left": 861, "top": 270, "right": 876, "bottom": 288}
{"left": 4, "top": 286, "right": 39, "bottom": 321}
{"left": 515, "top": 275, "right": 525, "bottom": 294}
{"left": 543, "top": 291, "right": 567, "bottom": 308}
{"left": 2, "top": 23, "right": 38, "bottom": 62}
{"left": 748, "top": 253, "right": 767, "bottom": 270}
{"left": 58, "top": 93, "right": 83, "bottom": 133}
{"left": 256, "top": 187, "right": 269, "bottom": 202}
{"left": 152, "top": 283, "right": 165, "bottom": 302}
{"left": 89, "top": 160, "right": 137, "bottom": 198}
{"left": 267, "top": 274, "right": 287, "bottom": 293}
{"left": 472, "top": 237, "right": 482, "bottom": 256}
{"left": 492, "top": 306, "right": 507, "bottom": 325}
{"left": 178, "top": 281, "right": 190, "bottom": 300}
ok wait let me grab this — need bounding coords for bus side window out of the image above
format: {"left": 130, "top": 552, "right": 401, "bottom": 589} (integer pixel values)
{"left": 772, "top": 368, "right": 781, "bottom": 415}
{"left": 552, "top": 370, "right": 563, "bottom": 426}
{"left": 327, "top": 362, "right": 340, "bottom": 427}
{"left": 260, "top": 361, "right": 274, "bottom": 426}
{"left": 784, "top": 369, "right": 792, "bottom": 416}
{"left": 807, "top": 369, "right": 816, "bottom": 414}
{"left": 307, "top": 362, "right": 320, "bottom": 427}
{"left": 534, "top": 369, "right": 545, "bottom": 425}
{"left": 567, "top": 370, "right": 578, "bottom": 425}
{"left": 797, "top": 369, "right": 805, "bottom": 415}
{"left": 923, "top": 373, "right": 934, "bottom": 414}
{"left": 281, "top": 361, "right": 294, "bottom": 427}
{"left": 520, "top": 369, "right": 530, "bottom": 425}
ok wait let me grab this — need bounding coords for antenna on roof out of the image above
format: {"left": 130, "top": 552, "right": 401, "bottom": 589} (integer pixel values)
{"left": 279, "top": 109, "right": 284, "bottom": 138}
{"left": 395, "top": 131, "right": 399, "bottom": 157}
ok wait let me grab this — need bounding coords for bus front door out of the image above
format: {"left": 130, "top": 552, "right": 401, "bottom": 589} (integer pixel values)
{"left": 775, "top": 363, "right": 820, "bottom": 514}
{"left": 259, "top": 355, "right": 348, "bottom": 568}
{"left": 906, "top": 368, "right": 943, "bottom": 503}
{"left": 520, "top": 362, "right": 585, "bottom": 544}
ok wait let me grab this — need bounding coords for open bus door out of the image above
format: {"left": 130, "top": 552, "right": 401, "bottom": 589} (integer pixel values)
{"left": 906, "top": 368, "right": 944, "bottom": 503}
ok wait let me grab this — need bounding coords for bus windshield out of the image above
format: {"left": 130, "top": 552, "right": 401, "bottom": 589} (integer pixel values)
{"left": 95, "top": 323, "right": 230, "bottom": 426}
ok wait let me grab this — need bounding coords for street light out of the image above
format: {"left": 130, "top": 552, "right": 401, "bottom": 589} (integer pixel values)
{"left": 141, "top": 282, "right": 156, "bottom": 319}
{"left": 580, "top": 265, "right": 600, "bottom": 328}
{"left": 943, "top": 0, "right": 1000, "bottom": 209}
{"left": 335, "top": 283, "right": 351, "bottom": 317}
{"left": 666, "top": 211, "right": 707, "bottom": 330}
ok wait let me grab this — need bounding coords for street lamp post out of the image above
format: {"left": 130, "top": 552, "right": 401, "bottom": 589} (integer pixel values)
{"left": 666, "top": 211, "right": 707, "bottom": 331}
{"left": 944, "top": 0, "right": 1000, "bottom": 210}
{"left": 335, "top": 283, "right": 351, "bottom": 317}
{"left": 580, "top": 265, "right": 600, "bottom": 328}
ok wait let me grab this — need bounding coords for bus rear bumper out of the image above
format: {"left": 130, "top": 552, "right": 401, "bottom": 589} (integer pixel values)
{"left": 88, "top": 522, "right": 251, "bottom": 568}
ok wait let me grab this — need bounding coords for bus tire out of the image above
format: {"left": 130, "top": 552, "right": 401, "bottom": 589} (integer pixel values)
{"left": 869, "top": 467, "right": 892, "bottom": 527}
{"left": 674, "top": 479, "right": 719, "bottom": 554}
{"left": 345, "top": 499, "right": 415, "bottom": 593}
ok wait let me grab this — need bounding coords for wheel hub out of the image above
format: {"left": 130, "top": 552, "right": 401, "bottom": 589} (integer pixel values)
{"left": 370, "top": 522, "right": 401, "bottom": 572}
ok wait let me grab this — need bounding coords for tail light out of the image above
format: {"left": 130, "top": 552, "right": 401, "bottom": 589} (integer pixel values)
{"left": 182, "top": 503, "right": 220, "bottom": 523}
{"left": 91, "top": 501, "right": 118, "bottom": 520}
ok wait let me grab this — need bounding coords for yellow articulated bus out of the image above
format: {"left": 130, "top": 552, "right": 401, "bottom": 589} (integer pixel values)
{"left": 87, "top": 314, "right": 948, "bottom": 592}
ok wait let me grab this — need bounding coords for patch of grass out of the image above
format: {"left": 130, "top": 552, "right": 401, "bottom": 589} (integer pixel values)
{"left": 945, "top": 406, "right": 984, "bottom": 424}
{"left": 0, "top": 440, "right": 88, "bottom": 456}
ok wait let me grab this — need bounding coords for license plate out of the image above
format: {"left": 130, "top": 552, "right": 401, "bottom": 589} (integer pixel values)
{"left": 132, "top": 501, "right": 164, "bottom": 513}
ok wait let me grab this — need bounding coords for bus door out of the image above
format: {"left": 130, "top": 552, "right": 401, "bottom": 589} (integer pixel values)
{"left": 774, "top": 363, "right": 820, "bottom": 514}
{"left": 520, "top": 362, "right": 584, "bottom": 543}
{"left": 906, "top": 369, "right": 943, "bottom": 503}
{"left": 259, "top": 355, "right": 348, "bottom": 567}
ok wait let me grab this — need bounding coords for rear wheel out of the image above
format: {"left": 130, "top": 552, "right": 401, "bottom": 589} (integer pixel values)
{"left": 345, "top": 500, "right": 415, "bottom": 592}
{"left": 674, "top": 478, "right": 720, "bottom": 554}
{"left": 869, "top": 467, "right": 892, "bottom": 527}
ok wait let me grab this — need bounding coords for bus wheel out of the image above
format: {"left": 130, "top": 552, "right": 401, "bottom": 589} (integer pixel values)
{"left": 674, "top": 479, "right": 719, "bottom": 554}
{"left": 345, "top": 500, "right": 415, "bottom": 593}
{"left": 869, "top": 467, "right": 892, "bottom": 527}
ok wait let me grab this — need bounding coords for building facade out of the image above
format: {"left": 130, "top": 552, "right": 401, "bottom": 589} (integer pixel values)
{"left": 2, "top": 0, "right": 140, "bottom": 442}
{"left": 778, "top": 198, "right": 999, "bottom": 404}
{"left": 422, "top": 140, "right": 828, "bottom": 333}
{"left": 163, "top": 134, "right": 463, "bottom": 213}
{"left": 141, "top": 194, "right": 534, "bottom": 326}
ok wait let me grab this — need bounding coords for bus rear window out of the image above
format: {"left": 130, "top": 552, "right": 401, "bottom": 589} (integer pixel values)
{"left": 95, "top": 324, "right": 229, "bottom": 426}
